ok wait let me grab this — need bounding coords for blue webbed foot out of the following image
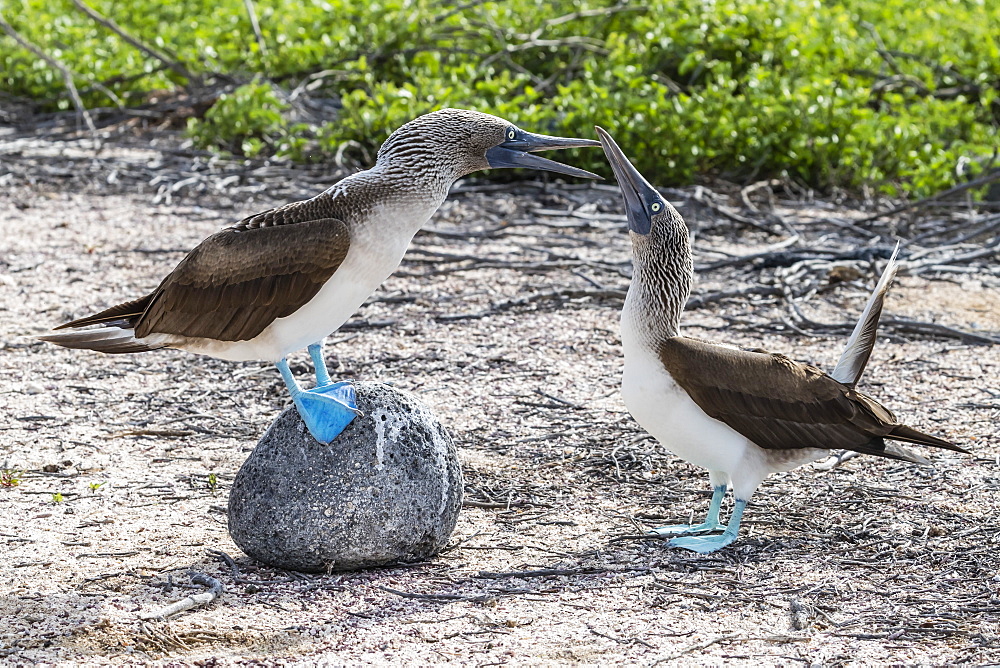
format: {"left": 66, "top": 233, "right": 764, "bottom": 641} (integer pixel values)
{"left": 277, "top": 357, "right": 360, "bottom": 444}
{"left": 649, "top": 485, "right": 727, "bottom": 537}
{"left": 292, "top": 381, "right": 361, "bottom": 443}
{"left": 666, "top": 497, "right": 748, "bottom": 555}
{"left": 649, "top": 521, "right": 723, "bottom": 537}
{"left": 668, "top": 531, "right": 738, "bottom": 554}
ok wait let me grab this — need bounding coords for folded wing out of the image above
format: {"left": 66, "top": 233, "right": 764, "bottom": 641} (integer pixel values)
{"left": 53, "top": 200, "right": 351, "bottom": 343}
{"left": 658, "top": 337, "right": 966, "bottom": 463}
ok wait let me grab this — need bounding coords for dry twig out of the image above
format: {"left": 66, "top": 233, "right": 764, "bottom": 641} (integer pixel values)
{"left": 140, "top": 572, "right": 223, "bottom": 619}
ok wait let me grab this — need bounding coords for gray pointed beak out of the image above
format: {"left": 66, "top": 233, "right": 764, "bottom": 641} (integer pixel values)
{"left": 595, "top": 126, "right": 657, "bottom": 235}
{"left": 486, "top": 130, "right": 602, "bottom": 180}
{"left": 506, "top": 131, "right": 601, "bottom": 153}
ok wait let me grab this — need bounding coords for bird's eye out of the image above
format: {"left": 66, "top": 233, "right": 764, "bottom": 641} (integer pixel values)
{"left": 651, "top": 202, "right": 662, "bottom": 212}
{"left": 507, "top": 128, "right": 516, "bottom": 140}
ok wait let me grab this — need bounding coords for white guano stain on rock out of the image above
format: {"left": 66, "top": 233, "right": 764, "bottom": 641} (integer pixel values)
{"left": 371, "top": 406, "right": 404, "bottom": 469}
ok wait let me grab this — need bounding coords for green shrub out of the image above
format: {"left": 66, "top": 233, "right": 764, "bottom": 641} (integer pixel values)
{"left": 1, "top": 0, "right": 997, "bottom": 196}
{"left": 186, "top": 79, "right": 288, "bottom": 157}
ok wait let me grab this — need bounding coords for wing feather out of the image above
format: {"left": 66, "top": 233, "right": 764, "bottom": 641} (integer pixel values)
{"left": 658, "top": 337, "right": 960, "bottom": 458}
{"left": 132, "top": 215, "right": 351, "bottom": 342}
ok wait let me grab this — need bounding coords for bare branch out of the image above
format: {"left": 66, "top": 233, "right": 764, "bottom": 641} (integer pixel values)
{"left": 0, "top": 14, "right": 96, "bottom": 133}
{"left": 70, "top": 0, "right": 199, "bottom": 84}
{"left": 856, "top": 168, "right": 1000, "bottom": 224}
{"left": 140, "top": 572, "right": 223, "bottom": 619}
{"left": 242, "top": 0, "right": 268, "bottom": 60}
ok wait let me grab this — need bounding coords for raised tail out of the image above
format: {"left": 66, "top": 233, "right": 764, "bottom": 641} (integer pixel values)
{"left": 830, "top": 243, "right": 900, "bottom": 387}
{"left": 829, "top": 245, "right": 969, "bottom": 462}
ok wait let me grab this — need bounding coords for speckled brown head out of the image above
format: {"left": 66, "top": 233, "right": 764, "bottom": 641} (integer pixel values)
{"left": 596, "top": 125, "right": 693, "bottom": 337}
{"left": 377, "top": 108, "right": 601, "bottom": 181}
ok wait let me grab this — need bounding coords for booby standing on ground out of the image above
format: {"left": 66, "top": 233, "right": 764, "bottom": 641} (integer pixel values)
{"left": 595, "top": 126, "right": 968, "bottom": 554}
{"left": 40, "top": 109, "right": 601, "bottom": 443}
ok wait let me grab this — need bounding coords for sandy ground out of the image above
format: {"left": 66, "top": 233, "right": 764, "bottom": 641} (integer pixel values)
{"left": 1, "top": 146, "right": 999, "bottom": 666}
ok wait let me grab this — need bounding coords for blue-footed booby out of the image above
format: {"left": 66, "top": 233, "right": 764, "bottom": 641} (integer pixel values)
{"left": 596, "top": 126, "right": 968, "bottom": 554}
{"left": 39, "top": 109, "right": 601, "bottom": 443}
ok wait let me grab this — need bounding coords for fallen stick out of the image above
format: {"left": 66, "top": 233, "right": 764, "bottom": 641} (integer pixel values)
{"left": 140, "top": 572, "right": 223, "bottom": 620}
{"left": 207, "top": 548, "right": 296, "bottom": 585}
{"left": 687, "top": 286, "right": 782, "bottom": 309}
{"left": 437, "top": 288, "right": 626, "bottom": 322}
{"left": 475, "top": 568, "right": 603, "bottom": 579}
{"left": 374, "top": 585, "right": 488, "bottom": 602}
{"left": 855, "top": 168, "right": 1000, "bottom": 224}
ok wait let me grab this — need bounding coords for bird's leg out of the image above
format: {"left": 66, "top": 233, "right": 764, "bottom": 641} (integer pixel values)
{"left": 276, "top": 357, "right": 303, "bottom": 396}
{"left": 667, "top": 499, "right": 747, "bottom": 554}
{"left": 648, "top": 485, "right": 726, "bottom": 536}
{"left": 308, "top": 342, "right": 332, "bottom": 387}
{"left": 276, "top": 357, "right": 360, "bottom": 444}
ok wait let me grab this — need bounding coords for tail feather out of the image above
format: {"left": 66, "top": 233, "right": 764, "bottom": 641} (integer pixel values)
{"left": 828, "top": 245, "right": 970, "bottom": 461}
{"left": 875, "top": 442, "right": 930, "bottom": 466}
{"left": 53, "top": 294, "right": 152, "bottom": 331}
{"left": 38, "top": 326, "right": 162, "bottom": 354}
{"left": 889, "top": 424, "right": 969, "bottom": 454}
{"left": 831, "top": 244, "right": 900, "bottom": 387}
{"left": 849, "top": 429, "right": 965, "bottom": 466}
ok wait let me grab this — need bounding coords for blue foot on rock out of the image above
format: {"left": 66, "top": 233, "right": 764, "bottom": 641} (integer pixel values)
{"left": 292, "top": 382, "right": 361, "bottom": 443}
{"left": 276, "top": 358, "right": 361, "bottom": 444}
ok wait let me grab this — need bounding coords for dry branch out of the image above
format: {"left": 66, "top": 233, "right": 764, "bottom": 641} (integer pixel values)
{"left": 374, "top": 585, "right": 488, "bottom": 602}
{"left": 687, "top": 286, "right": 782, "bottom": 310}
{"left": 0, "top": 15, "right": 95, "bottom": 133}
{"left": 855, "top": 168, "right": 1000, "bottom": 224}
{"left": 140, "top": 572, "right": 223, "bottom": 619}
{"left": 208, "top": 548, "right": 297, "bottom": 585}
{"left": 476, "top": 568, "right": 597, "bottom": 579}
{"left": 242, "top": 0, "right": 268, "bottom": 59}
{"left": 70, "top": 0, "right": 199, "bottom": 84}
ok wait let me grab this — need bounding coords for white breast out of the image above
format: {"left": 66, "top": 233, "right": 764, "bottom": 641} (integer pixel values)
{"left": 620, "top": 312, "right": 827, "bottom": 500}
{"left": 618, "top": 292, "right": 747, "bottom": 473}
{"left": 621, "top": 337, "right": 750, "bottom": 476}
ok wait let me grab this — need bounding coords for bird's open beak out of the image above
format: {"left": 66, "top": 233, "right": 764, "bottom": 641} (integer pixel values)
{"left": 486, "top": 130, "right": 602, "bottom": 180}
{"left": 595, "top": 126, "right": 657, "bottom": 235}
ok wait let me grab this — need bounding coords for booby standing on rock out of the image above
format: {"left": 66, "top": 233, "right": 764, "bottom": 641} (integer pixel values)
{"left": 595, "top": 126, "right": 968, "bottom": 554}
{"left": 40, "top": 109, "right": 601, "bottom": 443}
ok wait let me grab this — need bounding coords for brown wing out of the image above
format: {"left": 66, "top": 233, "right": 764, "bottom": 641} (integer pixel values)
{"left": 132, "top": 216, "right": 350, "bottom": 342}
{"left": 658, "top": 337, "right": 962, "bottom": 461}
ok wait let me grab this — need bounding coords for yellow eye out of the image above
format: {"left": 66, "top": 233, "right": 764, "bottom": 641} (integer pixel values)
{"left": 651, "top": 202, "right": 662, "bottom": 212}
{"left": 507, "top": 129, "right": 516, "bottom": 140}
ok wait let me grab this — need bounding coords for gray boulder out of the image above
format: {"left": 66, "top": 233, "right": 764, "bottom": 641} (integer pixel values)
{"left": 228, "top": 381, "right": 463, "bottom": 573}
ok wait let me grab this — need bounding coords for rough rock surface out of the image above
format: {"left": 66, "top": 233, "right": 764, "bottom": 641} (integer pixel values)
{"left": 228, "top": 381, "right": 463, "bottom": 573}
